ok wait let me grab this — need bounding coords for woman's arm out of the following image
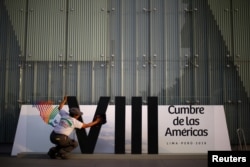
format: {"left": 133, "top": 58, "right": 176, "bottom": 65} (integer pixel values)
{"left": 58, "top": 96, "right": 67, "bottom": 110}
{"left": 81, "top": 116, "right": 101, "bottom": 128}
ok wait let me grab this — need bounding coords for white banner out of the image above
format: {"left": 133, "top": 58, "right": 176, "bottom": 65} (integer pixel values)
{"left": 11, "top": 105, "right": 231, "bottom": 155}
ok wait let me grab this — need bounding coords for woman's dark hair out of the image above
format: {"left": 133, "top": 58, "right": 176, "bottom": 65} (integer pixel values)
{"left": 69, "top": 112, "right": 77, "bottom": 117}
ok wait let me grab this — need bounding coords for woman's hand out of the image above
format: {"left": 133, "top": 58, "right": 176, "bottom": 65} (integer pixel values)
{"left": 63, "top": 96, "right": 67, "bottom": 102}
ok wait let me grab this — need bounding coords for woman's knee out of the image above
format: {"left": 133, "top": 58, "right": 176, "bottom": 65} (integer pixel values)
{"left": 71, "top": 139, "right": 78, "bottom": 148}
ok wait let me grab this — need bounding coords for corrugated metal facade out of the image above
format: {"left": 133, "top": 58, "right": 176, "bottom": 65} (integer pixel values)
{"left": 0, "top": 0, "right": 249, "bottom": 145}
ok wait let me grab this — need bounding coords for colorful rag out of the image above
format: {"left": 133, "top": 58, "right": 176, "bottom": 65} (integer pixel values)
{"left": 33, "top": 101, "right": 59, "bottom": 127}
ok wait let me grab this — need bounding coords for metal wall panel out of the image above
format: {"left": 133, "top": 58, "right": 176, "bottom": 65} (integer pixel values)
{"left": 0, "top": 0, "right": 22, "bottom": 142}
{"left": 178, "top": 0, "right": 193, "bottom": 104}
{"left": 66, "top": 0, "right": 109, "bottom": 103}
{"left": 206, "top": 2, "right": 227, "bottom": 105}
{"left": 232, "top": 0, "right": 250, "bottom": 145}
{"left": 0, "top": 10, "right": 8, "bottom": 141}
{"left": 135, "top": 0, "right": 150, "bottom": 102}
{"left": 208, "top": 0, "right": 232, "bottom": 53}
{"left": 149, "top": 0, "right": 165, "bottom": 103}
{"left": 207, "top": 0, "right": 250, "bottom": 144}
{"left": 164, "top": 0, "right": 181, "bottom": 104}
{"left": 49, "top": 62, "right": 65, "bottom": 102}
{"left": 232, "top": 0, "right": 250, "bottom": 97}
{"left": 4, "top": 0, "right": 26, "bottom": 56}
{"left": 67, "top": 0, "right": 108, "bottom": 61}
{"left": 119, "top": 0, "right": 137, "bottom": 103}
{"left": 208, "top": 0, "right": 250, "bottom": 98}
{"left": 26, "top": 0, "right": 66, "bottom": 61}
{"left": 108, "top": 0, "right": 122, "bottom": 102}
{"left": 192, "top": 0, "right": 210, "bottom": 104}
{"left": 78, "top": 62, "right": 94, "bottom": 103}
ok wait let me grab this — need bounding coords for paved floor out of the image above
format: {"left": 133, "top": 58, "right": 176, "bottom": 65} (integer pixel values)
{"left": 1, "top": 153, "right": 207, "bottom": 167}
{"left": 2, "top": 144, "right": 249, "bottom": 167}
{"left": 0, "top": 143, "right": 208, "bottom": 167}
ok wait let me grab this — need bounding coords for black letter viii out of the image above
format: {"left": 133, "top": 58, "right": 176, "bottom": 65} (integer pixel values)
{"left": 67, "top": 96, "right": 110, "bottom": 154}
